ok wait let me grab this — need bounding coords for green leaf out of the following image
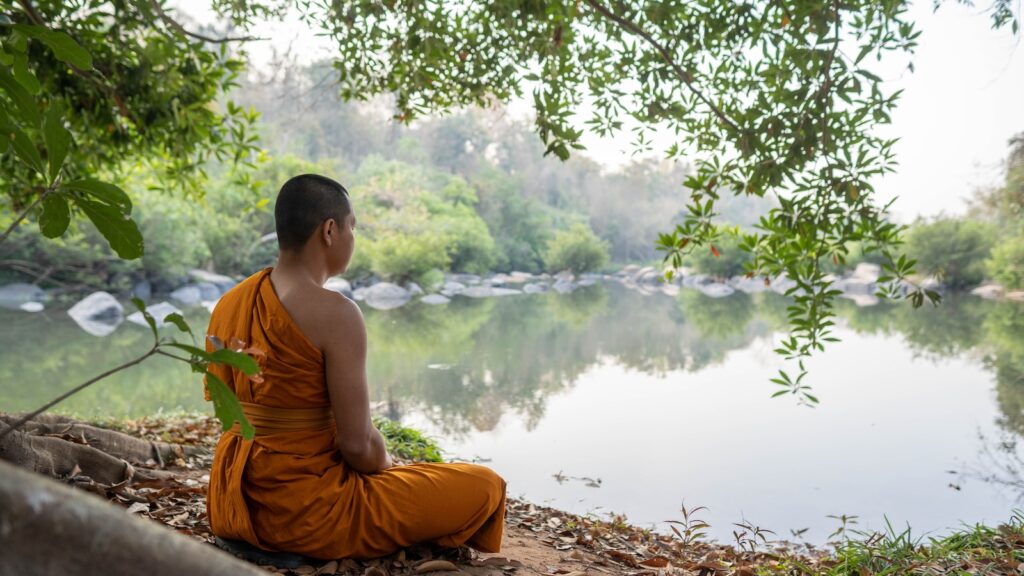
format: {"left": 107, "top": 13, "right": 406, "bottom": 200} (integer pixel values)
{"left": 131, "top": 297, "right": 158, "bottom": 341}
{"left": 43, "top": 102, "right": 71, "bottom": 182}
{"left": 38, "top": 192, "right": 70, "bottom": 238}
{"left": 11, "top": 53, "right": 40, "bottom": 94}
{"left": 73, "top": 197, "right": 144, "bottom": 259}
{"left": 13, "top": 24, "right": 93, "bottom": 70}
{"left": 163, "top": 312, "right": 194, "bottom": 339}
{"left": 204, "top": 372, "right": 254, "bottom": 439}
{"left": 211, "top": 349, "right": 260, "bottom": 376}
{"left": 10, "top": 127, "right": 46, "bottom": 174}
{"left": 166, "top": 342, "right": 213, "bottom": 361}
{"left": 0, "top": 67, "right": 41, "bottom": 126}
{"left": 63, "top": 179, "right": 132, "bottom": 213}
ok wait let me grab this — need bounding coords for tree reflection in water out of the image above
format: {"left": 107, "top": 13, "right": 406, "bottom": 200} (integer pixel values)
{"left": 3, "top": 283, "right": 1024, "bottom": 496}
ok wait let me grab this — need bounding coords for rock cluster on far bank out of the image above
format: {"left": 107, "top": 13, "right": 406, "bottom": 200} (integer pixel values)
{"left": 3, "top": 260, "right": 1023, "bottom": 338}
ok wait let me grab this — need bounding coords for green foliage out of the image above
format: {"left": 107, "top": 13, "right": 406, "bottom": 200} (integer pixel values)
{"left": 987, "top": 233, "right": 1024, "bottom": 290}
{"left": 373, "top": 416, "right": 443, "bottom": 463}
{"left": 544, "top": 223, "right": 609, "bottom": 274}
{"left": 905, "top": 218, "right": 995, "bottom": 289}
{"left": 684, "top": 230, "right": 750, "bottom": 279}
{"left": 1, "top": 5, "right": 260, "bottom": 257}
{"left": 368, "top": 232, "right": 451, "bottom": 284}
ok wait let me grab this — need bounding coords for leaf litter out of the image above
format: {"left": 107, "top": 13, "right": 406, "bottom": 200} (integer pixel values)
{"left": 63, "top": 414, "right": 1024, "bottom": 576}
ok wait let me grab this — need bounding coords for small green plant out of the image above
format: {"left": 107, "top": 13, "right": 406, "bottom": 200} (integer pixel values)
{"left": 373, "top": 416, "right": 443, "bottom": 462}
{"left": 665, "top": 503, "right": 710, "bottom": 547}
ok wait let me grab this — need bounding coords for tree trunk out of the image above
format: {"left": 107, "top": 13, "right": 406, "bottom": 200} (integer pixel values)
{"left": 0, "top": 458, "right": 265, "bottom": 575}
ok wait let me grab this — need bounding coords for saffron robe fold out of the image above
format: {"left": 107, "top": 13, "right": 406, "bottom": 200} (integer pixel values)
{"left": 205, "top": 268, "right": 506, "bottom": 559}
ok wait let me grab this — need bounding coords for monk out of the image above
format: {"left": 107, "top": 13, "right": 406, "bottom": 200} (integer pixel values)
{"left": 203, "top": 174, "right": 506, "bottom": 560}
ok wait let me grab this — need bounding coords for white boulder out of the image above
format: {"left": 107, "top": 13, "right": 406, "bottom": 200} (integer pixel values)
{"left": 67, "top": 291, "right": 124, "bottom": 337}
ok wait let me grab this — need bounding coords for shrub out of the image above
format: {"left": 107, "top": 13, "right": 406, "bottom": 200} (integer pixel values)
{"left": 905, "top": 218, "right": 995, "bottom": 289}
{"left": 369, "top": 232, "right": 451, "bottom": 283}
{"left": 987, "top": 234, "right": 1024, "bottom": 290}
{"left": 684, "top": 231, "right": 750, "bottom": 279}
{"left": 544, "top": 223, "right": 610, "bottom": 274}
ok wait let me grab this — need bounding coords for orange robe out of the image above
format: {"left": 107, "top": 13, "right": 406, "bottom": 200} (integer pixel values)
{"left": 205, "top": 268, "right": 506, "bottom": 559}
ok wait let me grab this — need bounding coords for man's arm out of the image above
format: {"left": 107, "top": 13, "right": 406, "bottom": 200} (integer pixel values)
{"left": 320, "top": 295, "right": 393, "bottom": 474}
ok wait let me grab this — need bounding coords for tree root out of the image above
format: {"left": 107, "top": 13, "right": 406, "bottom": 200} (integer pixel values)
{"left": 0, "top": 413, "right": 205, "bottom": 487}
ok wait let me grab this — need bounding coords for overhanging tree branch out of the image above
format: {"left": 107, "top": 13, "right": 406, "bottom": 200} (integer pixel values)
{"left": 148, "top": 0, "right": 264, "bottom": 44}
{"left": 581, "top": 0, "right": 742, "bottom": 133}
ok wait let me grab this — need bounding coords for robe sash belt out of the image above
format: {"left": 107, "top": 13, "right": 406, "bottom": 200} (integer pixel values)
{"left": 228, "top": 402, "right": 335, "bottom": 436}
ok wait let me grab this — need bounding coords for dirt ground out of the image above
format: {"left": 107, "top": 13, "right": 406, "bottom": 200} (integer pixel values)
{"left": 53, "top": 415, "right": 823, "bottom": 576}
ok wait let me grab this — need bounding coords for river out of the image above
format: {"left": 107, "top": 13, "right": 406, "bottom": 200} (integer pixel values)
{"left": 2, "top": 282, "right": 1022, "bottom": 544}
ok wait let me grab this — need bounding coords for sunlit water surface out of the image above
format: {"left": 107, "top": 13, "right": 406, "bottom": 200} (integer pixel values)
{"left": 2, "top": 283, "right": 1022, "bottom": 543}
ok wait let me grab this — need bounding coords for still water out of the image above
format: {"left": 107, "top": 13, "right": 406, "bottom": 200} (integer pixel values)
{"left": 2, "top": 283, "right": 1022, "bottom": 544}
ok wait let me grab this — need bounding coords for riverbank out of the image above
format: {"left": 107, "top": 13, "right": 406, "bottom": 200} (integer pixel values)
{"left": 49, "top": 413, "right": 1024, "bottom": 576}
{"left": 2, "top": 262, "right": 1023, "bottom": 338}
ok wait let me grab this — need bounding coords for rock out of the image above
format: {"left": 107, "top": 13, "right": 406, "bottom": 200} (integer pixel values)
{"left": 920, "top": 276, "right": 943, "bottom": 291}
{"left": 682, "top": 274, "right": 712, "bottom": 288}
{"left": 1006, "top": 290, "right": 1024, "bottom": 302}
{"left": 405, "top": 282, "right": 424, "bottom": 296}
{"left": 461, "top": 286, "right": 494, "bottom": 298}
{"left": 554, "top": 270, "right": 575, "bottom": 282}
{"left": 362, "top": 283, "right": 411, "bottom": 310}
{"left": 170, "top": 285, "right": 203, "bottom": 306}
{"left": 729, "top": 276, "right": 767, "bottom": 294}
{"left": 770, "top": 275, "right": 798, "bottom": 295}
{"left": 67, "top": 292, "right": 124, "bottom": 337}
{"left": 971, "top": 283, "right": 1004, "bottom": 300}
{"left": 834, "top": 276, "right": 874, "bottom": 296}
{"left": 660, "top": 284, "right": 680, "bottom": 297}
{"left": 461, "top": 286, "right": 522, "bottom": 298}
{"left": 488, "top": 274, "right": 510, "bottom": 286}
{"left": 447, "top": 273, "right": 481, "bottom": 285}
{"left": 188, "top": 269, "right": 237, "bottom": 292}
{"left": 552, "top": 279, "right": 576, "bottom": 294}
{"left": 131, "top": 280, "right": 152, "bottom": 302}
{"left": 841, "top": 293, "right": 880, "bottom": 307}
{"left": 195, "top": 282, "right": 221, "bottom": 301}
{"left": 619, "top": 264, "right": 641, "bottom": 275}
{"left": 634, "top": 268, "right": 660, "bottom": 284}
{"left": 324, "top": 277, "right": 353, "bottom": 298}
{"left": 19, "top": 301, "right": 43, "bottom": 312}
{"left": 698, "top": 283, "right": 735, "bottom": 298}
{"left": 851, "top": 263, "right": 881, "bottom": 283}
{"left": 523, "top": 283, "right": 548, "bottom": 294}
{"left": 0, "top": 283, "right": 46, "bottom": 311}
{"left": 420, "top": 294, "right": 450, "bottom": 305}
{"left": 351, "top": 287, "right": 367, "bottom": 301}
{"left": 577, "top": 278, "right": 598, "bottom": 287}
{"left": 440, "top": 281, "right": 466, "bottom": 297}
{"left": 203, "top": 299, "right": 219, "bottom": 313}
{"left": 507, "top": 271, "right": 533, "bottom": 284}
{"left": 126, "top": 301, "right": 182, "bottom": 328}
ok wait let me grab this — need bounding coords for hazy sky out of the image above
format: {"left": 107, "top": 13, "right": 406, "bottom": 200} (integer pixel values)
{"left": 178, "top": 1, "right": 1022, "bottom": 222}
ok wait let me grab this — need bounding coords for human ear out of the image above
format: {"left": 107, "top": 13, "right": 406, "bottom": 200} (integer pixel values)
{"left": 323, "top": 219, "right": 336, "bottom": 246}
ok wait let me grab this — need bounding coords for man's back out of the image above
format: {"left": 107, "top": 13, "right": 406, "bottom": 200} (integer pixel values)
{"left": 205, "top": 267, "right": 506, "bottom": 560}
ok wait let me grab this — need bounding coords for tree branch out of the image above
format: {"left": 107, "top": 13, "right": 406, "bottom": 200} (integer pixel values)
{"left": 581, "top": 0, "right": 741, "bottom": 133}
{"left": 0, "top": 187, "right": 51, "bottom": 247}
{"left": 0, "top": 346, "right": 159, "bottom": 442}
{"left": 15, "top": 0, "right": 135, "bottom": 124}
{"left": 148, "top": 0, "right": 263, "bottom": 44}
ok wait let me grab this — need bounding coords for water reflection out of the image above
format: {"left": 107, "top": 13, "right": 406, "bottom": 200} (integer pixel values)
{"left": 2, "top": 283, "right": 1024, "bottom": 536}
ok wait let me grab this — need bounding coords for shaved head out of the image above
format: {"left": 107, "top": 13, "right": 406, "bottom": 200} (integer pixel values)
{"left": 274, "top": 174, "right": 351, "bottom": 251}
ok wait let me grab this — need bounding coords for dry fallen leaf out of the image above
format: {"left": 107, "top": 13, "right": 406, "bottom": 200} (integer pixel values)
{"left": 414, "top": 560, "right": 459, "bottom": 573}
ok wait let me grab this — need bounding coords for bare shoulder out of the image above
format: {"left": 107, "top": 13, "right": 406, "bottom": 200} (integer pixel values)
{"left": 297, "top": 288, "right": 365, "bottom": 351}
